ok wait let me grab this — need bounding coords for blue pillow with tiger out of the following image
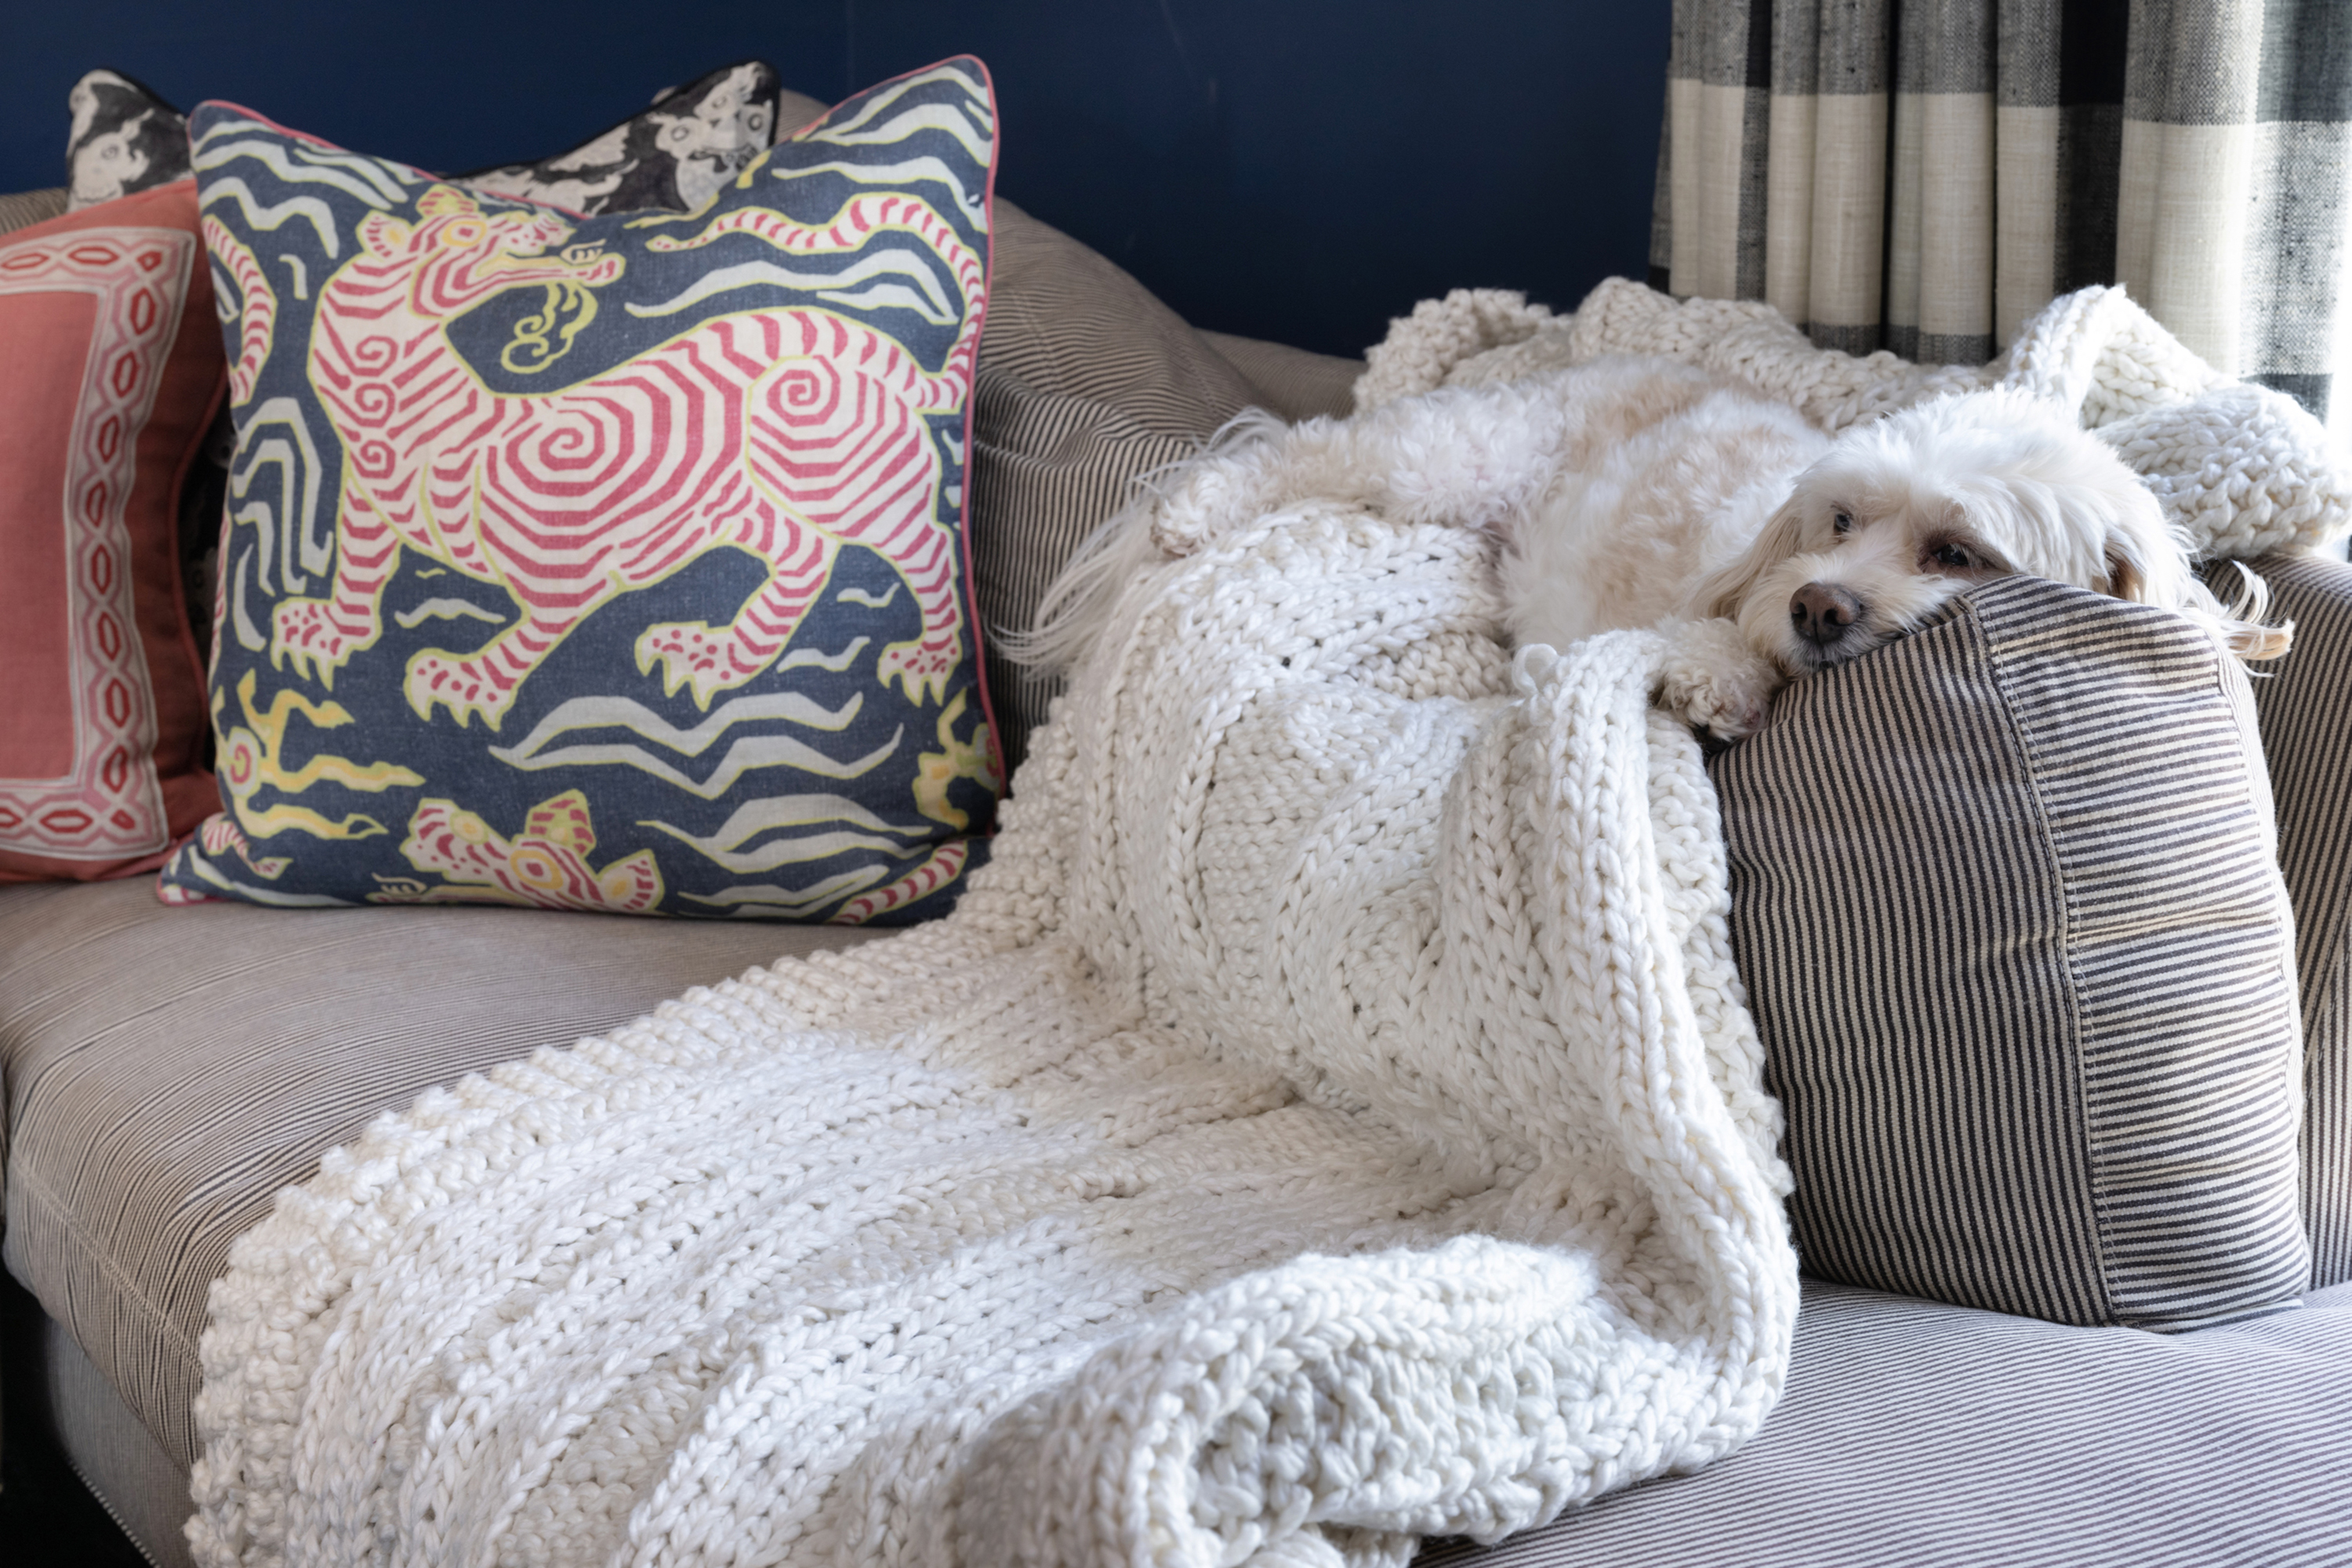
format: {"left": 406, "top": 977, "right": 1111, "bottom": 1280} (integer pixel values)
{"left": 160, "top": 58, "right": 1003, "bottom": 922}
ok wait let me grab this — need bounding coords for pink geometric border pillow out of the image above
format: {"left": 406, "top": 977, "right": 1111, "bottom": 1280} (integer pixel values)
{"left": 0, "top": 181, "right": 222, "bottom": 880}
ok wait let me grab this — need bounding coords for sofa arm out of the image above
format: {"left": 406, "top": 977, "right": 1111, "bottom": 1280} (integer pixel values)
{"left": 2230, "top": 551, "right": 2352, "bottom": 1287}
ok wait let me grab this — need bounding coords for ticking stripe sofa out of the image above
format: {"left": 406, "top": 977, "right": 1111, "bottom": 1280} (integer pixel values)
{"left": 7, "top": 116, "right": 2352, "bottom": 1567}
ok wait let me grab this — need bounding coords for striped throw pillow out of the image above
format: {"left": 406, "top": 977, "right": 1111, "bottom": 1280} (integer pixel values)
{"left": 1709, "top": 575, "right": 2309, "bottom": 1330}
{"left": 2220, "top": 554, "right": 2352, "bottom": 1288}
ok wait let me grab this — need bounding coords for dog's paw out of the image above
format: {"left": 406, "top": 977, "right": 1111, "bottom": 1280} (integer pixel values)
{"left": 1653, "top": 619, "right": 1782, "bottom": 741}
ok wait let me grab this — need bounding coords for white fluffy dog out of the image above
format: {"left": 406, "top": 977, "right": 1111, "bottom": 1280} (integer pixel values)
{"left": 1024, "top": 355, "right": 2287, "bottom": 737}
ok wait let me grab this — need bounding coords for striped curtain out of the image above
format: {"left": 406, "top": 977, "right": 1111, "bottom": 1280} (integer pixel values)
{"left": 1650, "top": 0, "right": 2352, "bottom": 418}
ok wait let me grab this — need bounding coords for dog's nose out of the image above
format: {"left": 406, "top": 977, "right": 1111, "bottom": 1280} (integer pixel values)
{"left": 1790, "top": 583, "right": 1864, "bottom": 646}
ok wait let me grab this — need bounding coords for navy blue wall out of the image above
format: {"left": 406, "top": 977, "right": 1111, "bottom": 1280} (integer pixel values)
{"left": 2, "top": 2, "right": 1668, "bottom": 359}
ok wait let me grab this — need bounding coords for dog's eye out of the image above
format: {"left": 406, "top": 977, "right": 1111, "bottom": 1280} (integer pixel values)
{"left": 1932, "top": 543, "right": 1975, "bottom": 570}
{"left": 1832, "top": 510, "right": 1854, "bottom": 535}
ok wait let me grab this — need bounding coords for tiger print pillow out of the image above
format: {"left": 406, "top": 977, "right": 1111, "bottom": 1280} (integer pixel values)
{"left": 158, "top": 58, "right": 1004, "bottom": 923}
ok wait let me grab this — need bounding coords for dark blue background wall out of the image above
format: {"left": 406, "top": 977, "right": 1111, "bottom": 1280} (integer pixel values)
{"left": 2, "top": 1, "right": 1668, "bottom": 359}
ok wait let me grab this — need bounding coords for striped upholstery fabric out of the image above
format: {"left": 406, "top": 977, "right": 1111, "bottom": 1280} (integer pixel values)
{"left": 971, "top": 198, "right": 1358, "bottom": 779}
{"left": 2220, "top": 553, "right": 2352, "bottom": 1287}
{"left": 1424, "top": 1279, "right": 2352, "bottom": 1568}
{"left": 1196, "top": 329, "right": 1358, "bottom": 424}
{"left": 1654, "top": 0, "right": 2352, "bottom": 416}
{"left": 1709, "top": 575, "right": 2309, "bottom": 1329}
{"left": 783, "top": 80, "right": 1366, "bottom": 783}
{"left": 0, "top": 877, "right": 880, "bottom": 1468}
{"left": 28, "top": 1272, "right": 2352, "bottom": 1568}
{"left": 0, "top": 186, "right": 66, "bottom": 235}
{"left": 16, "top": 1291, "right": 202, "bottom": 1568}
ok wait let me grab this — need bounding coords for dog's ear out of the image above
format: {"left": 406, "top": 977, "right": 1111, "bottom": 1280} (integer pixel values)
{"left": 2092, "top": 478, "right": 2180, "bottom": 608}
{"left": 2099, "top": 486, "right": 2293, "bottom": 662}
{"left": 2100, "top": 543, "right": 2147, "bottom": 603}
{"left": 2173, "top": 563, "right": 2296, "bottom": 662}
{"left": 1690, "top": 494, "right": 1808, "bottom": 622}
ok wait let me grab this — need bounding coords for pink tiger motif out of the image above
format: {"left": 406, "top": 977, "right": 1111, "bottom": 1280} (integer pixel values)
{"left": 223, "top": 183, "right": 985, "bottom": 728}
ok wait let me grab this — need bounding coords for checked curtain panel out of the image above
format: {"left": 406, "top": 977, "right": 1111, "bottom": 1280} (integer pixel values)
{"left": 1650, "top": 0, "right": 2352, "bottom": 419}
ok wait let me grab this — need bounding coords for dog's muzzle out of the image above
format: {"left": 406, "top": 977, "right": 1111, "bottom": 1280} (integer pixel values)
{"left": 1790, "top": 582, "right": 1867, "bottom": 662}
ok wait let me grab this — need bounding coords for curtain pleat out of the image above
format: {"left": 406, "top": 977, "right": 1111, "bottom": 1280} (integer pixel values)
{"left": 1807, "top": 1, "right": 1894, "bottom": 354}
{"left": 1992, "top": 3, "right": 2063, "bottom": 350}
{"left": 2118, "top": 0, "right": 2263, "bottom": 372}
{"left": 1650, "top": 0, "right": 2352, "bottom": 417}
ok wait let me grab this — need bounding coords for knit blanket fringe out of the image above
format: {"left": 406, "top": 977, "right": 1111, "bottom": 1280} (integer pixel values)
{"left": 187, "top": 502, "right": 1798, "bottom": 1566}
{"left": 1356, "top": 279, "right": 2352, "bottom": 561}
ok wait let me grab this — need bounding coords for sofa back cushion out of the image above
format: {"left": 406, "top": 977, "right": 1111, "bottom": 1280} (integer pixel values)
{"left": 1709, "top": 575, "right": 2310, "bottom": 1330}
{"left": 772, "top": 83, "right": 1359, "bottom": 782}
{"left": 971, "top": 199, "right": 1350, "bottom": 778}
{"left": 0, "top": 187, "right": 68, "bottom": 234}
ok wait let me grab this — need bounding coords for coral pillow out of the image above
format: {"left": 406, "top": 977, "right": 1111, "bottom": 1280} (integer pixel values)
{"left": 159, "top": 60, "right": 1001, "bottom": 921}
{"left": 0, "top": 182, "right": 222, "bottom": 880}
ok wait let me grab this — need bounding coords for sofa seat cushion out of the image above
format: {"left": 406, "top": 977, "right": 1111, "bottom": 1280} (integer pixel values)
{"left": 0, "top": 879, "right": 878, "bottom": 1469}
{"left": 1425, "top": 1278, "right": 2352, "bottom": 1567}
{"left": 8, "top": 880, "right": 2349, "bottom": 1559}
{"left": 22, "top": 1258, "right": 2352, "bottom": 1568}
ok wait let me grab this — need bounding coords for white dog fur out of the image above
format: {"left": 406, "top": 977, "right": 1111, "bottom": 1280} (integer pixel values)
{"left": 1020, "top": 355, "right": 2288, "bottom": 738}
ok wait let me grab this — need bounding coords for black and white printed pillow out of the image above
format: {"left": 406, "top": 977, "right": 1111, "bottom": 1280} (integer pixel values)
{"left": 456, "top": 60, "right": 780, "bottom": 214}
{"left": 1709, "top": 575, "right": 2310, "bottom": 1332}
{"left": 66, "top": 70, "right": 191, "bottom": 209}
{"left": 65, "top": 60, "right": 780, "bottom": 216}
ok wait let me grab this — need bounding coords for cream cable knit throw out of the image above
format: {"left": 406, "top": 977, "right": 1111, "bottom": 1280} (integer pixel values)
{"left": 1356, "top": 280, "right": 2352, "bottom": 561}
{"left": 188, "top": 505, "right": 1798, "bottom": 1567}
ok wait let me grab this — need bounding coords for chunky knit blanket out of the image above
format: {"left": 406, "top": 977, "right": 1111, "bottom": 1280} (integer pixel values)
{"left": 1357, "top": 279, "right": 2352, "bottom": 559}
{"left": 188, "top": 500, "right": 1797, "bottom": 1567}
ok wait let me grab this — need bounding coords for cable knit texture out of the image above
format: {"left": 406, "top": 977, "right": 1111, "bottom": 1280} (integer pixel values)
{"left": 187, "top": 503, "right": 1798, "bottom": 1567}
{"left": 1356, "top": 280, "right": 2352, "bottom": 560}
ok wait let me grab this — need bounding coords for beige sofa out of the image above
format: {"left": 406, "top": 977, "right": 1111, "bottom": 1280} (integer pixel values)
{"left": 5, "top": 160, "right": 2352, "bottom": 1565}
